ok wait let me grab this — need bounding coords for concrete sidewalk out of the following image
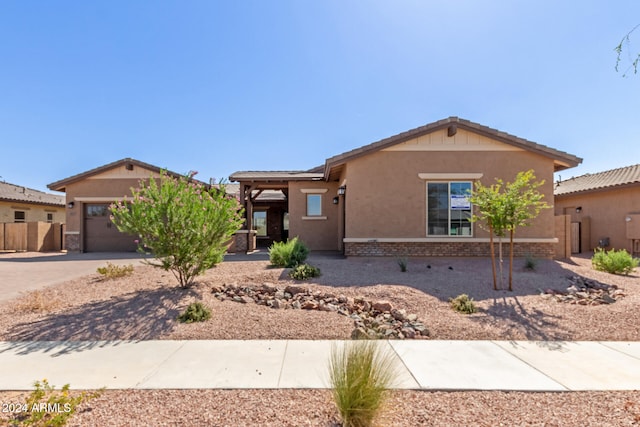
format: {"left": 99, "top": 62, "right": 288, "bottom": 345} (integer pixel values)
{"left": 0, "top": 340, "right": 639, "bottom": 391}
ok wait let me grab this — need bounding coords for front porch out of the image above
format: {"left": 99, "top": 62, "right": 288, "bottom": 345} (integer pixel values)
{"left": 229, "top": 170, "right": 339, "bottom": 253}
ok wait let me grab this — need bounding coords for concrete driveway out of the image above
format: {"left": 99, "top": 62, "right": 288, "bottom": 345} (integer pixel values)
{"left": 0, "top": 252, "right": 149, "bottom": 303}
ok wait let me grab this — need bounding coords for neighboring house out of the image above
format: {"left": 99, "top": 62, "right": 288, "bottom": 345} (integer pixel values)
{"left": 48, "top": 158, "right": 191, "bottom": 252}
{"left": 554, "top": 164, "right": 640, "bottom": 255}
{"left": 0, "top": 181, "right": 65, "bottom": 224}
{"left": 230, "top": 117, "right": 582, "bottom": 258}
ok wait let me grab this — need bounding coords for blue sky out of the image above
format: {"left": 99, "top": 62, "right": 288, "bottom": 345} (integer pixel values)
{"left": 1, "top": 1, "right": 639, "bottom": 193}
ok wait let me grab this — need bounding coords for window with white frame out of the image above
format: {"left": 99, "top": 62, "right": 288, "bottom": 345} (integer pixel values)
{"left": 427, "top": 182, "right": 472, "bottom": 236}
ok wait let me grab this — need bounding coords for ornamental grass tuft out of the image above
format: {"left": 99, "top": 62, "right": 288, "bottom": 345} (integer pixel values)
{"left": 328, "top": 340, "right": 397, "bottom": 427}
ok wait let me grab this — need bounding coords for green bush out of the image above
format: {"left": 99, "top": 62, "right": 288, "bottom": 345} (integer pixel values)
{"left": 96, "top": 262, "right": 134, "bottom": 279}
{"left": 328, "top": 341, "right": 397, "bottom": 427}
{"left": 290, "top": 263, "right": 321, "bottom": 280}
{"left": 592, "top": 248, "right": 639, "bottom": 275}
{"left": 269, "top": 237, "right": 309, "bottom": 268}
{"left": 10, "top": 379, "right": 102, "bottom": 426}
{"left": 110, "top": 171, "right": 244, "bottom": 288}
{"left": 449, "top": 294, "right": 477, "bottom": 314}
{"left": 177, "top": 302, "right": 212, "bottom": 323}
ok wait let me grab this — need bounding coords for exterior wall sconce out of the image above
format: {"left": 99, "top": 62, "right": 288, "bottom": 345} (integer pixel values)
{"left": 67, "top": 201, "right": 75, "bottom": 209}
{"left": 626, "top": 216, "right": 632, "bottom": 222}
{"left": 338, "top": 186, "right": 346, "bottom": 196}
{"left": 333, "top": 197, "right": 339, "bottom": 205}
{"left": 575, "top": 207, "right": 582, "bottom": 213}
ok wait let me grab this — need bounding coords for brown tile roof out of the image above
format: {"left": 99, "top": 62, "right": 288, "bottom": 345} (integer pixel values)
{"left": 0, "top": 181, "right": 65, "bottom": 206}
{"left": 554, "top": 164, "right": 640, "bottom": 196}
{"left": 230, "top": 117, "right": 582, "bottom": 183}
{"left": 324, "top": 117, "right": 582, "bottom": 175}
{"left": 229, "top": 171, "right": 324, "bottom": 181}
{"left": 48, "top": 158, "right": 203, "bottom": 192}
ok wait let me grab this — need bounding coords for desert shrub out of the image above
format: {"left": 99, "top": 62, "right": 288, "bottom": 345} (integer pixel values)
{"left": 15, "top": 290, "right": 62, "bottom": 313}
{"left": 396, "top": 257, "right": 408, "bottom": 272}
{"left": 9, "top": 379, "right": 102, "bottom": 426}
{"left": 592, "top": 248, "right": 639, "bottom": 275}
{"left": 110, "top": 171, "right": 244, "bottom": 288}
{"left": 449, "top": 294, "right": 477, "bottom": 314}
{"left": 96, "top": 262, "right": 134, "bottom": 279}
{"left": 177, "top": 302, "right": 212, "bottom": 323}
{"left": 269, "top": 237, "right": 309, "bottom": 268}
{"left": 524, "top": 253, "right": 538, "bottom": 271}
{"left": 289, "top": 263, "right": 321, "bottom": 280}
{"left": 328, "top": 340, "right": 397, "bottom": 427}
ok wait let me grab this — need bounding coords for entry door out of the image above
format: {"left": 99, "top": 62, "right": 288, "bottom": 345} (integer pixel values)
{"left": 84, "top": 204, "right": 137, "bottom": 252}
{"left": 571, "top": 222, "right": 581, "bottom": 254}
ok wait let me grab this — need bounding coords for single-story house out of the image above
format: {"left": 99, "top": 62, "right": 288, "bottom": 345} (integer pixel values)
{"left": 47, "top": 117, "right": 582, "bottom": 257}
{"left": 554, "top": 164, "right": 640, "bottom": 255}
{"left": 230, "top": 117, "right": 582, "bottom": 258}
{"left": 47, "top": 158, "right": 193, "bottom": 252}
{"left": 0, "top": 181, "right": 65, "bottom": 224}
{"left": 0, "top": 181, "right": 66, "bottom": 251}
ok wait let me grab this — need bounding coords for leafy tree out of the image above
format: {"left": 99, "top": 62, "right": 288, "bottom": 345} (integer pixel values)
{"left": 469, "top": 179, "right": 508, "bottom": 290}
{"left": 615, "top": 24, "right": 640, "bottom": 76}
{"left": 503, "top": 170, "right": 550, "bottom": 291}
{"left": 110, "top": 171, "right": 244, "bottom": 288}
{"left": 469, "top": 170, "right": 549, "bottom": 291}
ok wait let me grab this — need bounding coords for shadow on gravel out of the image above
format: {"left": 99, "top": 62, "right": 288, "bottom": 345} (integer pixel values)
{"left": 476, "top": 296, "right": 569, "bottom": 341}
{"left": 1, "top": 286, "right": 198, "bottom": 355}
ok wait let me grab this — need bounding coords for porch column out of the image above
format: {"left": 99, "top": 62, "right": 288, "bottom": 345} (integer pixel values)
{"left": 245, "top": 184, "right": 256, "bottom": 252}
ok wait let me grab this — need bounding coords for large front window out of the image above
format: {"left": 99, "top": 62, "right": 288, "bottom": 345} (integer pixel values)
{"left": 427, "top": 182, "right": 472, "bottom": 236}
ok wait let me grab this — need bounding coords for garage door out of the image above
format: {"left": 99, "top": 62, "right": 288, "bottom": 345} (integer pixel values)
{"left": 84, "top": 204, "right": 138, "bottom": 252}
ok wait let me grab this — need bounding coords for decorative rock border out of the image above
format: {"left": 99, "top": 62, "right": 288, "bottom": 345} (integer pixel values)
{"left": 212, "top": 283, "right": 430, "bottom": 339}
{"left": 541, "top": 275, "right": 625, "bottom": 305}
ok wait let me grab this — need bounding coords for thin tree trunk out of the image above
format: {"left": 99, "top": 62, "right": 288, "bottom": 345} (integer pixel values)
{"left": 498, "top": 236, "right": 504, "bottom": 290}
{"left": 489, "top": 225, "right": 497, "bottom": 290}
{"left": 509, "top": 229, "right": 514, "bottom": 291}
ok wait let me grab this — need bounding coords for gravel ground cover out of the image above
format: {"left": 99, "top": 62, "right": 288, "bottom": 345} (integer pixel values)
{"left": 0, "top": 252, "right": 638, "bottom": 425}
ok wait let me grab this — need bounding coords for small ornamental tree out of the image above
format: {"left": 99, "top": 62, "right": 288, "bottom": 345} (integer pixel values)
{"left": 469, "top": 170, "right": 549, "bottom": 291}
{"left": 110, "top": 171, "right": 244, "bottom": 288}
{"left": 503, "top": 170, "right": 550, "bottom": 291}
{"left": 468, "top": 179, "right": 508, "bottom": 291}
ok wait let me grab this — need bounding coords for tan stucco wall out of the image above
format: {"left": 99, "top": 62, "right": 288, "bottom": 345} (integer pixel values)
{"left": 288, "top": 181, "right": 340, "bottom": 250}
{"left": 343, "top": 149, "right": 556, "bottom": 240}
{"left": 64, "top": 166, "right": 162, "bottom": 233}
{"left": 554, "top": 184, "right": 640, "bottom": 252}
{"left": 0, "top": 201, "right": 65, "bottom": 223}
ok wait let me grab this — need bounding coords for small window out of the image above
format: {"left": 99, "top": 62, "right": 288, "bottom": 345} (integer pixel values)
{"left": 14, "top": 211, "right": 26, "bottom": 223}
{"left": 47, "top": 213, "right": 53, "bottom": 223}
{"left": 306, "top": 194, "right": 322, "bottom": 216}
{"left": 86, "top": 205, "right": 110, "bottom": 217}
{"left": 253, "top": 211, "right": 267, "bottom": 237}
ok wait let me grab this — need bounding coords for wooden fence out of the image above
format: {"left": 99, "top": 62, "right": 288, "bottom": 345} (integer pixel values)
{"left": 0, "top": 222, "right": 65, "bottom": 252}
